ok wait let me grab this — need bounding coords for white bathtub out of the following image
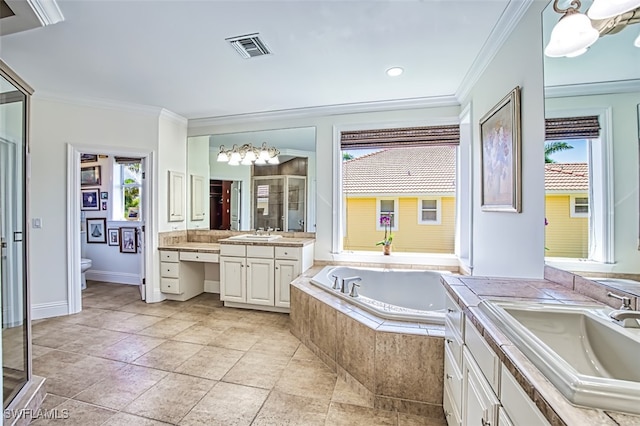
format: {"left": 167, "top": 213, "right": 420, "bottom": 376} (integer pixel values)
{"left": 310, "top": 265, "right": 447, "bottom": 324}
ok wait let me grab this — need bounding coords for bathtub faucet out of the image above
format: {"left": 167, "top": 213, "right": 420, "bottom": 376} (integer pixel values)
{"left": 341, "top": 276, "right": 362, "bottom": 294}
{"left": 331, "top": 275, "right": 340, "bottom": 290}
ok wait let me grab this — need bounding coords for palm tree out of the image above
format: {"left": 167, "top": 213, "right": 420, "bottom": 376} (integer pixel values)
{"left": 544, "top": 141, "right": 573, "bottom": 163}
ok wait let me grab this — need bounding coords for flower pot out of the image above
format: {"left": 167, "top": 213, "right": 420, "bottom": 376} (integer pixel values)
{"left": 383, "top": 244, "right": 392, "bottom": 255}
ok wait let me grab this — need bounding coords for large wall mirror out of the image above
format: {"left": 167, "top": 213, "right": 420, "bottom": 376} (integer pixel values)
{"left": 187, "top": 127, "right": 316, "bottom": 232}
{"left": 542, "top": 0, "right": 640, "bottom": 277}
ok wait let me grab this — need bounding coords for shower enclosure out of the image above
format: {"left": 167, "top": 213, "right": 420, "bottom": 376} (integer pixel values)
{"left": 0, "top": 60, "right": 32, "bottom": 409}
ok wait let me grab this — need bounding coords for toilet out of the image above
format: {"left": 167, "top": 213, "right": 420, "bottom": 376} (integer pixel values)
{"left": 80, "top": 230, "right": 92, "bottom": 290}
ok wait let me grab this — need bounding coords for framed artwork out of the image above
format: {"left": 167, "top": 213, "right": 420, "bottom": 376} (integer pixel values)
{"left": 101, "top": 200, "right": 108, "bottom": 210}
{"left": 81, "top": 153, "right": 98, "bottom": 163}
{"left": 100, "top": 191, "right": 108, "bottom": 200}
{"left": 81, "top": 166, "right": 101, "bottom": 186}
{"left": 480, "top": 86, "right": 522, "bottom": 213}
{"left": 81, "top": 188, "right": 100, "bottom": 211}
{"left": 86, "top": 218, "right": 107, "bottom": 243}
{"left": 107, "top": 228, "right": 119, "bottom": 246}
{"left": 119, "top": 227, "right": 137, "bottom": 253}
{"left": 127, "top": 207, "right": 139, "bottom": 221}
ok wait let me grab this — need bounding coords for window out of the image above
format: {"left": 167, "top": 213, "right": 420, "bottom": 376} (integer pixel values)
{"left": 571, "top": 196, "right": 589, "bottom": 217}
{"left": 418, "top": 198, "right": 441, "bottom": 224}
{"left": 113, "top": 160, "right": 142, "bottom": 221}
{"left": 376, "top": 198, "right": 398, "bottom": 231}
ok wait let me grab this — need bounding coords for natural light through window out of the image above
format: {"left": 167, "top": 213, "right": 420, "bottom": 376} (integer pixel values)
{"left": 113, "top": 161, "right": 142, "bottom": 221}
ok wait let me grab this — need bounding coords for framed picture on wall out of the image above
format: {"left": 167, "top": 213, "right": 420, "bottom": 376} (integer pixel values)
{"left": 81, "top": 166, "right": 101, "bottom": 186}
{"left": 81, "top": 188, "right": 100, "bottom": 211}
{"left": 86, "top": 218, "right": 107, "bottom": 243}
{"left": 107, "top": 228, "right": 119, "bottom": 246}
{"left": 81, "top": 153, "right": 98, "bottom": 163}
{"left": 480, "top": 86, "right": 522, "bottom": 213}
{"left": 119, "top": 227, "right": 137, "bottom": 253}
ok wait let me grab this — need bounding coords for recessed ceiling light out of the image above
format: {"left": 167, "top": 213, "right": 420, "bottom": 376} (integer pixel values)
{"left": 386, "top": 67, "right": 404, "bottom": 77}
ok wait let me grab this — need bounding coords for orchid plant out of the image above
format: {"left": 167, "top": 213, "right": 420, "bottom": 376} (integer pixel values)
{"left": 376, "top": 214, "right": 393, "bottom": 246}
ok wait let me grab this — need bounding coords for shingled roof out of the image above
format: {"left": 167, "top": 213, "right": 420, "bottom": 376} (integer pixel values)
{"left": 545, "top": 163, "right": 588, "bottom": 191}
{"left": 342, "top": 146, "right": 456, "bottom": 194}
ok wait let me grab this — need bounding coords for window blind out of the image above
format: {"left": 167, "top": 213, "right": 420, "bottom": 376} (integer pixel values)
{"left": 115, "top": 156, "right": 142, "bottom": 164}
{"left": 340, "top": 125, "right": 460, "bottom": 149}
{"left": 545, "top": 116, "right": 600, "bottom": 140}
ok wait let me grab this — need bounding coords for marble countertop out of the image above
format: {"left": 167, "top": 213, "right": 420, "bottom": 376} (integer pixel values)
{"left": 217, "top": 237, "right": 314, "bottom": 247}
{"left": 157, "top": 242, "right": 220, "bottom": 253}
{"left": 441, "top": 275, "right": 640, "bottom": 425}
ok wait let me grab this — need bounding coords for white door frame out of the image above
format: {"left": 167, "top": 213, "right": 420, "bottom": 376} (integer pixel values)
{"left": 66, "top": 144, "right": 154, "bottom": 314}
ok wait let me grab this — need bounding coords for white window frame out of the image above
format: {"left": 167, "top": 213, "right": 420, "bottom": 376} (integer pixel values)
{"left": 376, "top": 198, "right": 399, "bottom": 231}
{"left": 112, "top": 161, "right": 142, "bottom": 222}
{"left": 570, "top": 195, "right": 589, "bottom": 218}
{"left": 418, "top": 197, "right": 441, "bottom": 225}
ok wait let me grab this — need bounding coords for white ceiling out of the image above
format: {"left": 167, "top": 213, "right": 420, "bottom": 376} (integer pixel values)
{"left": 0, "top": 0, "right": 515, "bottom": 119}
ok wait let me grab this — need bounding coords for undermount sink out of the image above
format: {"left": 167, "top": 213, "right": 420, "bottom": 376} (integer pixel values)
{"left": 226, "top": 234, "right": 283, "bottom": 242}
{"left": 479, "top": 300, "right": 640, "bottom": 414}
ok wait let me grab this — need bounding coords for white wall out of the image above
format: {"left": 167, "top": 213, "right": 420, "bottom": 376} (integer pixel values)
{"left": 463, "top": 2, "right": 547, "bottom": 278}
{"left": 546, "top": 92, "right": 640, "bottom": 274}
{"left": 29, "top": 97, "right": 187, "bottom": 317}
{"left": 190, "top": 105, "right": 461, "bottom": 260}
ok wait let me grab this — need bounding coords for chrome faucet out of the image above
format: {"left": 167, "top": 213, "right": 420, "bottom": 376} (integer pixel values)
{"left": 341, "top": 276, "right": 362, "bottom": 294}
{"left": 349, "top": 282, "right": 360, "bottom": 298}
{"left": 609, "top": 310, "right": 640, "bottom": 328}
{"left": 331, "top": 274, "right": 340, "bottom": 290}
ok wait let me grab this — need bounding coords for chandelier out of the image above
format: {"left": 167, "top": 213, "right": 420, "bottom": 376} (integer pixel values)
{"left": 545, "top": 0, "right": 640, "bottom": 58}
{"left": 216, "top": 142, "right": 280, "bottom": 166}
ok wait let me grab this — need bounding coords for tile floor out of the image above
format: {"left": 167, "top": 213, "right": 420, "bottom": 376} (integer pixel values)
{"left": 31, "top": 282, "right": 445, "bottom": 425}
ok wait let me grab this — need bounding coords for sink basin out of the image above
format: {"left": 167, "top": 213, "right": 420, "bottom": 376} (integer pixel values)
{"left": 226, "top": 234, "right": 283, "bottom": 242}
{"left": 479, "top": 300, "right": 640, "bottom": 414}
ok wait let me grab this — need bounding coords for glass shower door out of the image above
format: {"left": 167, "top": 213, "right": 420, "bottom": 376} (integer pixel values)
{"left": 253, "top": 177, "right": 283, "bottom": 231}
{"left": 286, "top": 177, "right": 306, "bottom": 232}
{"left": 0, "top": 73, "right": 28, "bottom": 408}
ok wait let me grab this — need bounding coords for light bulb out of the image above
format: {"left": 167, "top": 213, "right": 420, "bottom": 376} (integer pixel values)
{"left": 544, "top": 12, "right": 599, "bottom": 58}
{"left": 230, "top": 151, "right": 241, "bottom": 163}
{"left": 216, "top": 152, "right": 229, "bottom": 162}
{"left": 267, "top": 155, "right": 280, "bottom": 165}
{"left": 254, "top": 157, "right": 267, "bottom": 165}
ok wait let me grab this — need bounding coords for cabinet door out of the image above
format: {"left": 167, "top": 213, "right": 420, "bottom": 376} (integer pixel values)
{"left": 274, "top": 259, "right": 299, "bottom": 308}
{"left": 169, "top": 170, "right": 185, "bottom": 222}
{"left": 190, "top": 174, "right": 205, "bottom": 221}
{"left": 462, "top": 348, "right": 499, "bottom": 426}
{"left": 246, "top": 258, "right": 274, "bottom": 306}
{"left": 220, "top": 256, "right": 245, "bottom": 303}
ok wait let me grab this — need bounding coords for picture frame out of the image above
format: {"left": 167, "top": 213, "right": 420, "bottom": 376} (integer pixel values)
{"left": 81, "top": 188, "right": 100, "bottom": 211}
{"left": 81, "top": 166, "right": 101, "bottom": 186}
{"left": 100, "top": 191, "right": 108, "bottom": 200}
{"left": 480, "top": 86, "right": 522, "bottom": 213}
{"left": 86, "top": 218, "right": 107, "bottom": 243}
{"left": 127, "top": 207, "right": 139, "bottom": 221}
{"left": 81, "top": 153, "right": 98, "bottom": 163}
{"left": 101, "top": 200, "right": 108, "bottom": 210}
{"left": 119, "top": 227, "right": 137, "bottom": 253}
{"left": 107, "top": 228, "right": 119, "bottom": 246}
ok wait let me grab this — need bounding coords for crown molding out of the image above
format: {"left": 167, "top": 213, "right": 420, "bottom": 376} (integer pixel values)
{"left": 32, "top": 90, "right": 167, "bottom": 117}
{"left": 455, "top": 0, "right": 536, "bottom": 103}
{"left": 188, "top": 95, "right": 460, "bottom": 128}
{"left": 27, "top": 0, "right": 64, "bottom": 26}
{"left": 159, "top": 108, "right": 188, "bottom": 125}
{"left": 544, "top": 79, "right": 640, "bottom": 98}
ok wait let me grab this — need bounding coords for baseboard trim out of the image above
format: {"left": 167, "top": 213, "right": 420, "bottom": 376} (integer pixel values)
{"left": 31, "top": 301, "right": 68, "bottom": 320}
{"left": 204, "top": 280, "right": 220, "bottom": 293}
{"left": 86, "top": 270, "right": 140, "bottom": 285}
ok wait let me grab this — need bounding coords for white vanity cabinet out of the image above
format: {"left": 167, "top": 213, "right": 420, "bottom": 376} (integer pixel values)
{"left": 168, "top": 170, "right": 185, "bottom": 222}
{"left": 160, "top": 250, "right": 205, "bottom": 301}
{"left": 443, "top": 290, "right": 550, "bottom": 426}
{"left": 220, "top": 242, "right": 313, "bottom": 311}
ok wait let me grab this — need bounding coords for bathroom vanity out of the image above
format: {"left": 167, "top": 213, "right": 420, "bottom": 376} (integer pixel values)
{"left": 158, "top": 234, "right": 314, "bottom": 309}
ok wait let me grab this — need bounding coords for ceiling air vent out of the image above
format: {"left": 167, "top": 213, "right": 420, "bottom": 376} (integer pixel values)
{"left": 226, "top": 33, "right": 272, "bottom": 59}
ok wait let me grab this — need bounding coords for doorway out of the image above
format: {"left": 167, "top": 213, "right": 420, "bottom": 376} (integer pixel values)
{"left": 210, "top": 180, "right": 241, "bottom": 230}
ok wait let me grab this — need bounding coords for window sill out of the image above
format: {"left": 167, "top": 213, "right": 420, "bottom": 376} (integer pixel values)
{"left": 331, "top": 250, "right": 459, "bottom": 269}
{"left": 545, "top": 257, "right": 616, "bottom": 273}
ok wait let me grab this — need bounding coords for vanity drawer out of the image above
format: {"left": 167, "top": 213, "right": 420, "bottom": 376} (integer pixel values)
{"left": 161, "top": 278, "right": 181, "bottom": 294}
{"left": 160, "top": 250, "right": 179, "bottom": 262}
{"left": 465, "top": 317, "right": 500, "bottom": 395}
{"left": 160, "top": 262, "right": 179, "bottom": 278}
{"left": 247, "top": 245, "right": 274, "bottom": 258}
{"left": 445, "top": 291, "right": 464, "bottom": 338}
{"left": 500, "top": 367, "right": 550, "bottom": 425}
{"left": 275, "top": 246, "right": 300, "bottom": 260}
{"left": 443, "top": 381, "right": 462, "bottom": 426}
{"left": 180, "top": 251, "right": 219, "bottom": 263}
{"left": 220, "top": 244, "right": 246, "bottom": 257}
{"left": 444, "top": 317, "right": 464, "bottom": 369}
{"left": 444, "top": 342, "right": 463, "bottom": 412}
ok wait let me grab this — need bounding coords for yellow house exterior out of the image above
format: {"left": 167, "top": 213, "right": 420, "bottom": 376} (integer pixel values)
{"left": 343, "top": 197, "right": 456, "bottom": 253}
{"left": 544, "top": 163, "right": 589, "bottom": 258}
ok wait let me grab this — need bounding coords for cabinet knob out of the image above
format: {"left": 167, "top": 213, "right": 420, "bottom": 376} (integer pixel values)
{"left": 275, "top": 267, "right": 279, "bottom": 270}
{"left": 444, "top": 411, "right": 451, "bottom": 418}
{"left": 446, "top": 374, "right": 452, "bottom": 380}
{"left": 446, "top": 339, "right": 452, "bottom": 344}
{"left": 481, "top": 419, "right": 490, "bottom": 426}
{"left": 447, "top": 308, "right": 455, "bottom": 313}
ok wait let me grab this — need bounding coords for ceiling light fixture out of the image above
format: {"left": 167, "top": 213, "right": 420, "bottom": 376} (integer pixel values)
{"left": 587, "top": 0, "right": 640, "bottom": 19}
{"left": 635, "top": 31, "right": 640, "bottom": 47}
{"left": 216, "top": 142, "right": 280, "bottom": 166}
{"left": 545, "top": 0, "right": 599, "bottom": 57}
{"left": 386, "top": 67, "right": 404, "bottom": 77}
